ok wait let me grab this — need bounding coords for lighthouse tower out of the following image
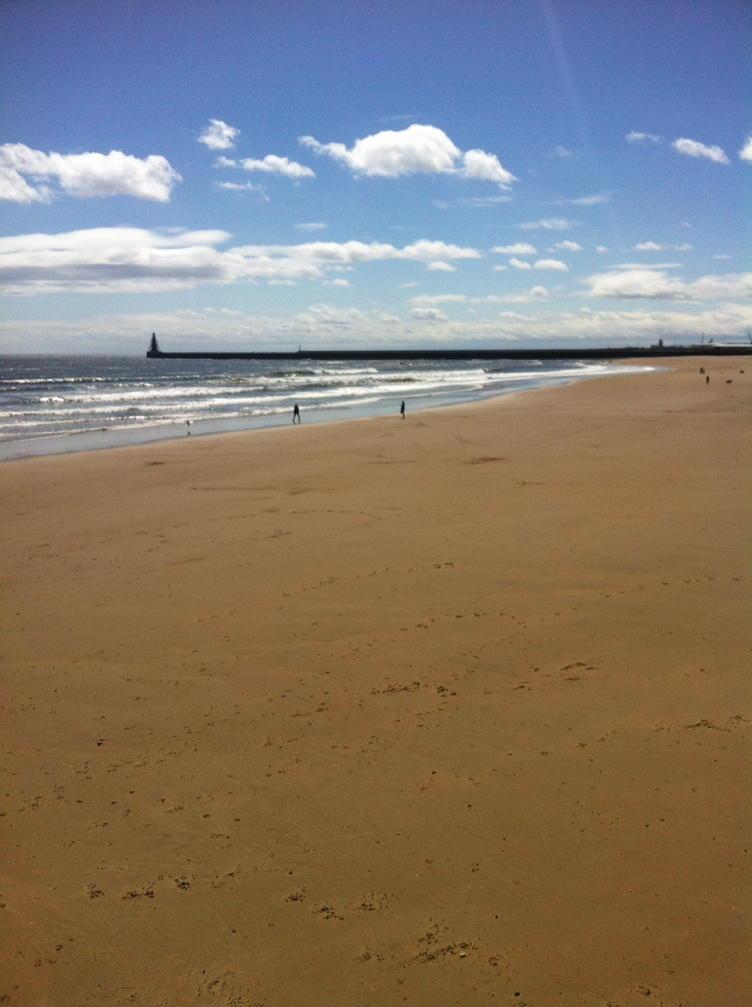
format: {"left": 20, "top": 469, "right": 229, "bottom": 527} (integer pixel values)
{"left": 147, "top": 333, "right": 160, "bottom": 356}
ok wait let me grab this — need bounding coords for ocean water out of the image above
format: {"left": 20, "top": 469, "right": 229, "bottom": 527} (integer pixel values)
{"left": 0, "top": 355, "right": 652, "bottom": 460}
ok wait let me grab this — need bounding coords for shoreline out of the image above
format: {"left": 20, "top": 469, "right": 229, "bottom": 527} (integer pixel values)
{"left": 2, "top": 355, "right": 749, "bottom": 1006}
{"left": 0, "top": 360, "right": 656, "bottom": 464}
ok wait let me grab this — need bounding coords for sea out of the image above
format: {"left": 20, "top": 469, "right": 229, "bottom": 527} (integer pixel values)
{"left": 0, "top": 355, "right": 653, "bottom": 461}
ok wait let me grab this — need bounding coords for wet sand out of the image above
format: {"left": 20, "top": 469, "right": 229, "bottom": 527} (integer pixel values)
{"left": 1, "top": 357, "right": 750, "bottom": 1006}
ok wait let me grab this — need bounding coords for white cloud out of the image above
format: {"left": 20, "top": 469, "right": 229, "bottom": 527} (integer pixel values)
{"left": 609, "top": 262, "right": 684, "bottom": 271}
{"left": 299, "top": 123, "right": 515, "bottom": 185}
{"left": 518, "top": 217, "right": 575, "bottom": 231}
{"left": 551, "top": 192, "right": 611, "bottom": 206}
{"left": 7, "top": 300, "right": 752, "bottom": 354}
{"left": 410, "top": 306, "right": 449, "bottom": 321}
{"left": 633, "top": 241, "right": 693, "bottom": 252}
{"left": 596, "top": 246, "right": 608, "bottom": 254}
{"left": 672, "top": 137, "right": 729, "bottom": 165}
{"left": 509, "top": 257, "right": 532, "bottom": 270}
{"left": 739, "top": 136, "right": 752, "bottom": 163}
{"left": 409, "top": 294, "right": 468, "bottom": 306}
{"left": 584, "top": 268, "right": 752, "bottom": 300}
{"left": 713, "top": 253, "right": 732, "bottom": 260}
{"left": 0, "top": 164, "right": 51, "bottom": 203}
{"left": 325, "top": 278, "right": 351, "bottom": 288}
{"left": 238, "top": 154, "right": 315, "bottom": 180}
{"left": 0, "top": 143, "right": 180, "bottom": 202}
{"left": 534, "top": 258, "right": 568, "bottom": 271}
{"left": 426, "top": 261, "right": 455, "bottom": 272}
{"left": 0, "top": 227, "right": 235, "bottom": 294}
{"left": 553, "top": 240, "right": 582, "bottom": 252}
{"left": 461, "top": 148, "right": 516, "bottom": 186}
{"left": 549, "top": 145, "right": 576, "bottom": 158}
{"left": 0, "top": 228, "right": 481, "bottom": 295}
{"left": 296, "top": 222, "right": 328, "bottom": 231}
{"left": 491, "top": 242, "right": 537, "bottom": 255}
{"left": 492, "top": 265, "right": 508, "bottom": 272}
{"left": 454, "top": 195, "right": 513, "bottom": 207}
{"left": 490, "top": 286, "right": 550, "bottom": 304}
{"left": 198, "top": 119, "right": 239, "bottom": 150}
{"left": 626, "top": 131, "right": 661, "bottom": 144}
{"left": 216, "top": 181, "right": 269, "bottom": 201}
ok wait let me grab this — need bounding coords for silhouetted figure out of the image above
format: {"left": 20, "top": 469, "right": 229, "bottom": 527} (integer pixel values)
{"left": 706, "top": 375, "right": 710, "bottom": 384}
{"left": 186, "top": 419, "right": 191, "bottom": 436}
{"left": 400, "top": 400, "right": 406, "bottom": 420}
{"left": 699, "top": 367, "right": 705, "bottom": 375}
{"left": 292, "top": 403, "right": 301, "bottom": 424}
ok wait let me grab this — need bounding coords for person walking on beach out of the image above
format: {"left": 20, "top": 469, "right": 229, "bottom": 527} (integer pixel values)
{"left": 706, "top": 374, "right": 710, "bottom": 385}
{"left": 400, "top": 400, "right": 406, "bottom": 420}
{"left": 292, "top": 403, "right": 301, "bottom": 424}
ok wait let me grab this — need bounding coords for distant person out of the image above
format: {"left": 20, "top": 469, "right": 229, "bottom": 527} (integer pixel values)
{"left": 699, "top": 367, "right": 705, "bottom": 375}
{"left": 292, "top": 403, "right": 301, "bottom": 424}
{"left": 706, "top": 375, "right": 710, "bottom": 385}
{"left": 400, "top": 400, "right": 406, "bottom": 420}
{"left": 185, "top": 419, "right": 191, "bottom": 436}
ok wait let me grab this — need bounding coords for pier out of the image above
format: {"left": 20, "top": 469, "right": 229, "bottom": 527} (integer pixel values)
{"left": 146, "top": 334, "right": 750, "bottom": 362}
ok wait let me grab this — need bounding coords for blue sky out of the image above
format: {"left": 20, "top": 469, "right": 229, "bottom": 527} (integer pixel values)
{"left": 1, "top": 0, "right": 750, "bottom": 352}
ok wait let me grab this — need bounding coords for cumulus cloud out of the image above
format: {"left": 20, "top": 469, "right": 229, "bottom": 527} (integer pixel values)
{"left": 299, "top": 123, "right": 515, "bottom": 185}
{"left": 198, "top": 119, "right": 239, "bottom": 150}
{"left": 7, "top": 300, "right": 752, "bottom": 354}
{"left": 426, "top": 261, "right": 455, "bottom": 272}
{"left": 518, "top": 217, "right": 574, "bottom": 231}
{"left": 0, "top": 228, "right": 481, "bottom": 295}
{"left": 633, "top": 241, "right": 693, "bottom": 252}
{"left": 552, "top": 240, "right": 582, "bottom": 252}
{"left": 0, "top": 227, "right": 235, "bottom": 294}
{"left": 596, "top": 246, "right": 608, "bottom": 254}
{"left": 491, "top": 243, "right": 537, "bottom": 255}
{"left": 626, "top": 131, "right": 661, "bottom": 144}
{"left": 672, "top": 137, "right": 729, "bottom": 165}
{"left": 509, "top": 257, "right": 532, "bottom": 270}
{"left": 534, "top": 258, "right": 568, "bottom": 271}
{"left": 410, "top": 306, "right": 449, "bottom": 321}
{"left": 739, "top": 136, "right": 752, "bottom": 163}
{"left": 237, "top": 154, "right": 315, "bottom": 180}
{"left": 0, "top": 143, "right": 181, "bottom": 203}
{"left": 460, "top": 148, "right": 516, "bottom": 185}
{"left": 489, "top": 286, "right": 550, "bottom": 304}
{"left": 584, "top": 268, "right": 752, "bottom": 300}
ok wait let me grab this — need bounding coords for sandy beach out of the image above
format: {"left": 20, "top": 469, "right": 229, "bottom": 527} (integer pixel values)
{"left": 1, "top": 356, "right": 749, "bottom": 1006}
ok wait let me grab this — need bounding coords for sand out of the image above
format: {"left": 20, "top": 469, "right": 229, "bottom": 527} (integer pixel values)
{"left": 1, "top": 357, "right": 750, "bottom": 1006}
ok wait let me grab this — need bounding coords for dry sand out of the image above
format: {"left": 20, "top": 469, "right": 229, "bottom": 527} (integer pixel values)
{"left": 1, "top": 357, "right": 750, "bottom": 1006}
